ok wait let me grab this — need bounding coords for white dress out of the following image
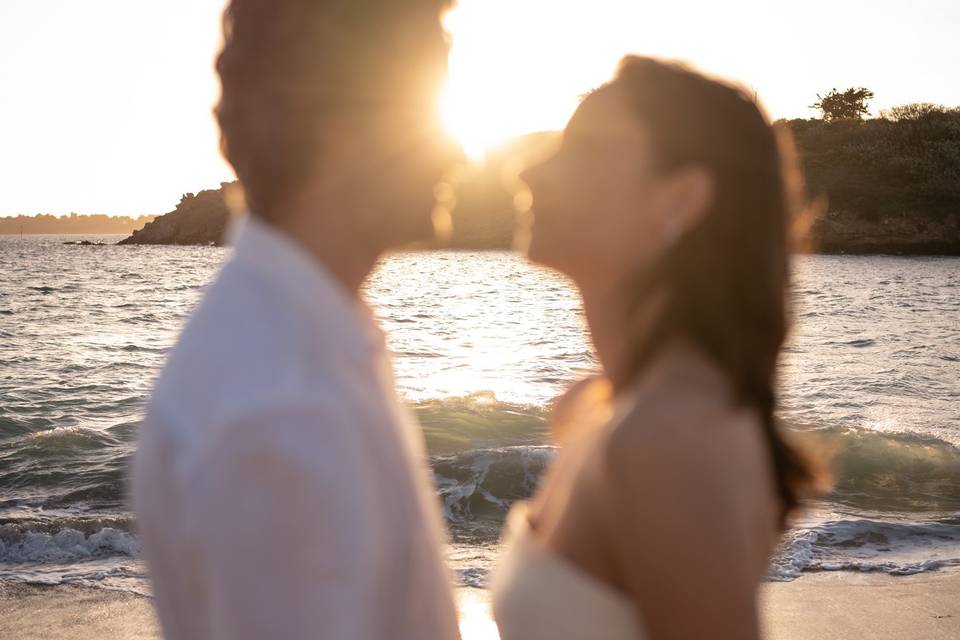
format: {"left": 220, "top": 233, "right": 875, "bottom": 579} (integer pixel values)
{"left": 491, "top": 504, "right": 647, "bottom": 640}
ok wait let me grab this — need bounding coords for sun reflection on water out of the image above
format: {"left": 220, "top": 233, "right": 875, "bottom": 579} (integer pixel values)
{"left": 458, "top": 588, "right": 501, "bottom": 640}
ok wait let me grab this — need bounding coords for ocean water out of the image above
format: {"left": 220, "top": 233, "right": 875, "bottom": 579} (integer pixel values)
{"left": 1, "top": 235, "right": 959, "bottom": 596}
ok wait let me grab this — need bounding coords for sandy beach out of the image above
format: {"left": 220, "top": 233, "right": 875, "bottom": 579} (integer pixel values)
{"left": 2, "top": 572, "right": 958, "bottom": 639}
{"left": 761, "top": 571, "right": 960, "bottom": 640}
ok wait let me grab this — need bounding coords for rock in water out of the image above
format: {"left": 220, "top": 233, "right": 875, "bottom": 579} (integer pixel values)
{"left": 118, "top": 183, "right": 234, "bottom": 246}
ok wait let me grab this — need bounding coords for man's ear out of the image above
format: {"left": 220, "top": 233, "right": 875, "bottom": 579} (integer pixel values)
{"left": 663, "top": 165, "right": 715, "bottom": 236}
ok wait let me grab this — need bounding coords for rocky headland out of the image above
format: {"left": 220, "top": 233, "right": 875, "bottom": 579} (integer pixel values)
{"left": 118, "top": 111, "right": 960, "bottom": 254}
{"left": 118, "top": 185, "right": 232, "bottom": 246}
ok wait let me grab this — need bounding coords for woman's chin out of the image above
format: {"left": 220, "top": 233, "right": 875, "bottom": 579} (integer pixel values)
{"left": 524, "top": 235, "right": 564, "bottom": 272}
{"left": 387, "top": 210, "right": 439, "bottom": 249}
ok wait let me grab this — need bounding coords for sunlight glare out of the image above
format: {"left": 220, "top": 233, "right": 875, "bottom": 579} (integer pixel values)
{"left": 457, "top": 588, "right": 501, "bottom": 640}
{"left": 440, "top": 0, "right": 627, "bottom": 159}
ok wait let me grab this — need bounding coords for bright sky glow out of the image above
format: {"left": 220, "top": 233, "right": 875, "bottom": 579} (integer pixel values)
{"left": 1, "top": 0, "right": 958, "bottom": 215}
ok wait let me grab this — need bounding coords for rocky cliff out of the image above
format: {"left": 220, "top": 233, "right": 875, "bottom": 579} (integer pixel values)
{"left": 118, "top": 184, "right": 232, "bottom": 246}
{"left": 812, "top": 211, "right": 960, "bottom": 255}
{"left": 119, "top": 119, "right": 960, "bottom": 255}
{"left": 118, "top": 184, "right": 959, "bottom": 255}
{"left": 117, "top": 181, "right": 959, "bottom": 255}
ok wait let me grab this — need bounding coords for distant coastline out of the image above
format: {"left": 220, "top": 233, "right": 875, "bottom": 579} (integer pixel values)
{"left": 117, "top": 114, "right": 960, "bottom": 255}
{"left": 35, "top": 106, "right": 960, "bottom": 255}
{"left": 117, "top": 183, "right": 960, "bottom": 256}
{"left": 0, "top": 213, "right": 155, "bottom": 236}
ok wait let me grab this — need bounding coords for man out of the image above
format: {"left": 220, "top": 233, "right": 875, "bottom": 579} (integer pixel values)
{"left": 132, "top": 1, "right": 462, "bottom": 638}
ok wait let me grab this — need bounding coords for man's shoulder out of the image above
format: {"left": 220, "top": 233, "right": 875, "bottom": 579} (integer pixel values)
{"left": 147, "top": 260, "right": 318, "bottom": 433}
{"left": 174, "top": 257, "right": 299, "bottom": 360}
{"left": 144, "top": 375, "right": 371, "bottom": 487}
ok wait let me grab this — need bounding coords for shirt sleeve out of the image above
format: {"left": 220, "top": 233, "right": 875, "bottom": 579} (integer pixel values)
{"left": 186, "top": 403, "right": 380, "bottom": 640}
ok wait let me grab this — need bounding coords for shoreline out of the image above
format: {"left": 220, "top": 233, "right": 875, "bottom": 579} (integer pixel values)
{"left": 761, "top": 570, "right": 960, "bottom": 639}
{"left": 2, "top": 571, "right": 959, "bottom": 639}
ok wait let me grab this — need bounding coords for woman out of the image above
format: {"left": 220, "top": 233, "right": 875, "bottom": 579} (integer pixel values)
{"left": 491, "top": 56, "right": 820, "bottom": 640}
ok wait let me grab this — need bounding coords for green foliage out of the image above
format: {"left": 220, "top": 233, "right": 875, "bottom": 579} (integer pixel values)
{"left": 810, "top": 87, "right": 875, "bottom": 121}
{"left": 880, "top": 102, "right": 949, "bottom": 122}
{"left": 783, "top": 104, "right": 960, "bottom": 220}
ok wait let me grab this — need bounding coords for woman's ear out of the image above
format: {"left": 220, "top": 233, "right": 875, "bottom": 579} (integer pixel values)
{"left": 663, "top": 166, "right": 715, "bottom": 238}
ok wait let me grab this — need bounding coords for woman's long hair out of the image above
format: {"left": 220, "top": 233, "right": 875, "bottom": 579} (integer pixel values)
{"left": 608, "top": 57, "right": 819, "bottom": 526}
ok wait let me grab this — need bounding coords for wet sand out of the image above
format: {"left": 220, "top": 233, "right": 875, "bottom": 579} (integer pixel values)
{"left": 1, "top": 573, "right": 958, "bottom": 639}
{"left": 761, "top": 571, "right": 960, "bottom": 640}
{"left": 0, "top": 585, "right": 499, "bottom": 640}
{"left": 0, "top": 583, "right": 157, "bottom": 640}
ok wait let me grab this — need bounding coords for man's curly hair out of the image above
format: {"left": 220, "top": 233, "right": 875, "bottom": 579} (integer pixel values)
{"left": 215, "top": 0, "right": 451, "bottom": 217}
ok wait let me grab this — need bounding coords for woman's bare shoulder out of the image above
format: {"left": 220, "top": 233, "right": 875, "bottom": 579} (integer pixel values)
{"left": 591, "top": 393, "right": 776, "bottom": 534}
{"left": 604, "top": 391, "right": 758, "bottom": 464}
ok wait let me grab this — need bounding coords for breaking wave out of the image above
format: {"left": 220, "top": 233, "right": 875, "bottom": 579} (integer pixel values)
{"left": 2, "top": 393, "right": 960, "bottom": 586}
{"left": 771, "top": 517, "right": 960, "bottom": 580}
{"left": 0, "top": 526, "right": 139, "bottom": 564}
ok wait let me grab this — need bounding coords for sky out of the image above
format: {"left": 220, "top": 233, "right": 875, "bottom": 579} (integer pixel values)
{"left": 1, "top": 0, "right": 958, "bottom": 216}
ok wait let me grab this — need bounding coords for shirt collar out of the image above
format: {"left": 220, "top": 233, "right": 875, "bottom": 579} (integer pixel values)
{"left": 227, "top": 213, "right": 384, "bottom": 357}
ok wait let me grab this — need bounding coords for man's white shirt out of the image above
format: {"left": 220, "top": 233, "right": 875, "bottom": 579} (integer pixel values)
{"left": 132, "top": 215, "right": 461, "bottom": 639}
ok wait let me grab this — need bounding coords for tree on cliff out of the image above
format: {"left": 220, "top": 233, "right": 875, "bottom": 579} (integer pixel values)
{"left": 880, "top": 102, "right": 949, "bottom": 122}
{"left": 810, "top": 87, "right": 875, "bottom": 121}
{"left": 783, "top": 103, "right": 960, "bottom": 223}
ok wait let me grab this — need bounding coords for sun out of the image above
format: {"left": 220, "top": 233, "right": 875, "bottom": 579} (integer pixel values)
{"left": 438, "top": 0, "right": 628, "bottom": 160}
{"left": 439, "top": 84, "right": 511, "bottom": 161}
{"left": 438, "top": 65, "right": 578, "bottom": 161}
